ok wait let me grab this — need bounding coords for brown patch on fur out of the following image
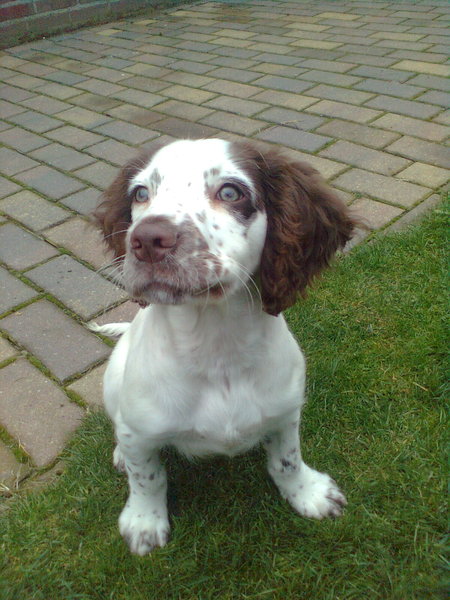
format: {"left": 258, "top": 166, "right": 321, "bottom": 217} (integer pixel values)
{"left": 230, "top": 141, "right": 360, "bottom": 316}
{"left": 92, "top": 148, "right": 159, "bottom": 259}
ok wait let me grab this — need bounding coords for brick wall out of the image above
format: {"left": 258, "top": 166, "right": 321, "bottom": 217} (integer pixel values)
{"left": 0, "top": 0, "right": 183, "bottom": 48}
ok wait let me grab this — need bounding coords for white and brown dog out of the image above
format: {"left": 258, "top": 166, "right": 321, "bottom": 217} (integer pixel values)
{"left": 92, "top": 139, "right": 358, "bottom": 556}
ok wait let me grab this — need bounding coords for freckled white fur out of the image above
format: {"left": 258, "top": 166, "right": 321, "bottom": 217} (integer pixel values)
{"left": 97, "top": 139, "right": 347, "bottom": 556}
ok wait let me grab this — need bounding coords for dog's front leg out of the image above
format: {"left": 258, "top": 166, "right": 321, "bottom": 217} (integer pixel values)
{"left": 116, "top": 430, "right": 169, "bottom": 556}
{"left": 264, "top": 412, "right": 347, "bottom": 520}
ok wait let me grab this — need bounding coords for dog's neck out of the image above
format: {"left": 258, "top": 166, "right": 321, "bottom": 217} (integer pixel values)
{"left": 140, "top": 290, "right": 276, "bottom": 374}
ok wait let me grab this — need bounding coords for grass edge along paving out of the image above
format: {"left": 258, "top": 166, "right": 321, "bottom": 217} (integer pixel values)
{"left": 0, "top": 204, "right": 447, "bottom": 600}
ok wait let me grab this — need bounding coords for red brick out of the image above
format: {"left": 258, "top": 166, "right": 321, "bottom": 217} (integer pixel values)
{"left": 0, "top": 3, "right": 34, "bottom": 20}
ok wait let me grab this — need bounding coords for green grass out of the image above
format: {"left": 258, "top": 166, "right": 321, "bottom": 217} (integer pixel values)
{"left": 1, "top": 207, "right": 447, "bottom": 600}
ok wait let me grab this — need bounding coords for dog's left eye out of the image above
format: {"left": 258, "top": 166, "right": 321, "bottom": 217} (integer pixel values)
{"left": 217, "top": 184, "right": 242, "bottom": 203}
{"left": 134, "top": 186, "right": 149, "bottom": 203}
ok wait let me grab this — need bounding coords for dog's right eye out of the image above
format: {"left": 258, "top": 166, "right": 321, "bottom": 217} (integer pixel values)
{"left": 134, "top": 187, "right": 149, "bottom": 203}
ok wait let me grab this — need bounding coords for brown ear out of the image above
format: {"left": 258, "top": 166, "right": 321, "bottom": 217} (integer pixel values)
{"left": 256, "top": 150, "right": 358, "bottom": 316}
{"left": 92, "top": 149, "right": 154, "bottom": 260}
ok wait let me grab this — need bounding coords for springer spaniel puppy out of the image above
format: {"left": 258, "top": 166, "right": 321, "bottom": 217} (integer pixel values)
{"left": 92, "top": 138, "right": 358, "bottom": 556}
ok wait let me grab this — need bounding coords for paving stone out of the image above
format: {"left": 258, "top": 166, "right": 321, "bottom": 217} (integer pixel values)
{"left": 89, "top": 300, "right": 139, "bottom": 327}
{"left": 0, "top": 191, "right": 69, "bottom": 231}
{"left": 365, "top": 95, "right": 440, "bottom": 119}
{"left": 298, "top": 69, "right": 362, "bottom": 87}
{"left": 7, "top": 110, "right": 62, "bottom": 133}
{"left": 45, "top": 70, "right": 88, "bottom": 85}
{"left": 0, "top": 223, "right": 58, "bottom": 270}
{"left": 54, "top": 106, "right": 113, "bottom": 129}
{"left": 159, "top": 84, "right": 217, "bottom": 104}
{"left": 315, "top": 119, "right": 400, "bottom": 149}
{"left": 306, "top": 100, "right": 381, "bottom": 123}
{"left": 333, "top": 168, "right": 430, "bottom": 207}
{"left": 350, "top": 198, "right": 403, "bottom": 229}
{"left": 252, "top": 74, "right": 313, "bottom": 94}
{"left": 43, "top": 216, "right": 108, "bottom": 270}
{"left": 390, "top": 59, "right": 450, "bottom": 77}
{"left": 93, "top": 120, "right": 159, "bottom": 144}
{"left": 354, "top": 78, "right": 425, "bottom": 99}
{"left": 15, "top": 165, "right": 85, "bottom": 199}
{"left": 304, "top": 84, "right": 374, "bottom": 105}
{"left": 112, "top": 88, "right": 165, "bottom": 107}
{"left": 73, "top": 161, "right": 117, "bottom": 190}
{"left": 29, "top": 143, "right": 95, "bottom": 171}
{"left": 406, "top": 74, "right": 450, "bottom": 92}
{"left": 340, "top": 53, "right": 397, "bottom": 68}
{"left": 0, "top": 359, "right": 84, "bottom": 466}
{"left": 4, "top": 74, "right": 45, "bottom": 90}
{"left": 297, "top": 58, "right": 356, "bottom": 73}
{"left": 0, "top": 127, "right": 50, "bottom": 152}
{"left": 256, "top": 125, "right": 332, "bottom": 152}
{"left": 153, "top": 99, "right": 214, "bottom": 121}
{"left": 45, "top": 125, "right": 105, "bottom": 150}
{"left": 383, "top": 194, "right": 443, "bottom": 234}
{"left": 387, "top": 50, "right": 449, "bottom": 64}
{"left": 202, "top": 79, "right": 261, "bottom": 99}
{"left": 320, "top": 141, "right": 410, "bottom": 175}
{"left": 253, "top": 107, "right": 324, "bottom": 130}
{"left": 26, "top": 254, "right": 126, "bottom": 320}
{"left": 87, "top": 139, "right": 137, "bottom": 165}
{"left": 0, "top": 336, "right": 19, "bottom": 362}
{"left": 432, "top": 108, "right": 449, "bottom": 125}
{"left": 371, "top": 113, "right": 449, "bottom": 142}
{"left": 396, "top": 163, "right": 449, "bottom": 188}
{"left": 386, "top": 136, "right": 450, "bottom": 169}
{"left": 119, "top": 76, "right": 171, "bottom": 94}
{"left": 75, "top": 79, "right": 126, "bottom": 96}
{"left": 205, "top": 66, "right": 262, "bottom": 83}
{"left": 250, "top": 90, "right": 318, "bottom": 111}
{"left": 0, "top": 147, "right": 39, "bottom": 176}
{"left": 0, "top": 177, "right": 21, "bottom": 199}
{"left": 0, "top": 84, "right": 35, "bottom": 102}
{"left": 0, "top": 441, "right": 31, "bottom": 494}
{"left": 200, "top": 111, "right": 266, "bottom": 136}
{"left": 67, "top": 363, "right": 107, "bottom": 409}
{"left": 20, "top": 95, "right": 71, "bottom": 115}
{"left": 0, "top": 267, "right": 38, "bottom": 314}
{"left": 347, "top": 64, "right": 413, "bottom": 82}
{"left": 69, "top": 92, "right": 122, "bottom": 112}
{"left": 106, "top": 104, "right": 164, "bottom": 126}
{"left": 0, "top": 100, "right": 26, "bottom": 118}
{"left": 153, "top": 117, "right": 218, "bottom": 139}
{"left": 201, "top": 52, "right": 253, "bottom": 69}
{"left": 60, "top": 188, "right": 100, "bottom": 216}
{"left": 34, "top": 81, "right": 83, "bottom": 99}
{"left": 290, "top": 39, "right": 343, "bottom": 50}
{"left": 416, "top": 90, "right": 450, "bottom": 107}
{"left": 161, "top": 71, "right": 215, "bottom": 88}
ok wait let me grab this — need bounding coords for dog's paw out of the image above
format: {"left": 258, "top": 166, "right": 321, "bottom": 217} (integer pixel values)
{"left": 113, "top": 446, "right": 126, "bottom": 473}
{"left": 287, "top": 467, "right": 347, "bottom": 520}
{"left": 119, "top": 503, "right": 170, "bottom": 556}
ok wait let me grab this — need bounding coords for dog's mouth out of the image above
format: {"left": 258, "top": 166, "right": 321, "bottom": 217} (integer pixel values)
{"left": 130, "top": 280, "right": 227, "bottom": 307}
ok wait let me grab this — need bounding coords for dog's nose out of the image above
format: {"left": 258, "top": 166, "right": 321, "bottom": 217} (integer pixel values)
{"left": 130, "top": 218, "right": 179, "bottom": 263}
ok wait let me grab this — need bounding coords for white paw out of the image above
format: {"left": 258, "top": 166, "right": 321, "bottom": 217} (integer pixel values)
{"left": 113, "top": 446, "right": 126, "bottom": 473}
{"left": 119, "top": 503, "right": 170, "bottom": 556}
{"left": 287, "top": 467, "right": 347, "bottom": 520}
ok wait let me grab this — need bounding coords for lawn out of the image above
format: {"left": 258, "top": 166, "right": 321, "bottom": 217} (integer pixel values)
{"left": 1, "top": 205, "right": 447, "bottom": 600}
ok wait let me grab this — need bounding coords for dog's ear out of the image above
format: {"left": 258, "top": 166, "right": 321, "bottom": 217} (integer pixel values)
{"left": 256, "top": 150, "right": 358, "bottom": 316}
{"left": 93, "top": 149, "right": 155, "bottom": 260}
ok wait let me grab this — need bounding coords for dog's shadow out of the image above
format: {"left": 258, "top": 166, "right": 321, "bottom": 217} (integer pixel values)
{"left": 161, "top": 446, "right": 274, "bottom": 521}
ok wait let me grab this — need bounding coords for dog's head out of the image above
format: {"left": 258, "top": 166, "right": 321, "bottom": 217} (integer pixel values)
{"left": 94, "top": 139, "right": 358, "bottom": 315}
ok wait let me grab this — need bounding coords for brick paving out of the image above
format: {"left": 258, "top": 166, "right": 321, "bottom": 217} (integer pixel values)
{"left": 0, "top": 0, "right": 448, "bottom": 495}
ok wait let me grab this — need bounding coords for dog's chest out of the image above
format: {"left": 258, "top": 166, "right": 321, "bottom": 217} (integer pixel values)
{"left": 114, "top": 307, "right": 304, "bottom": 456}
